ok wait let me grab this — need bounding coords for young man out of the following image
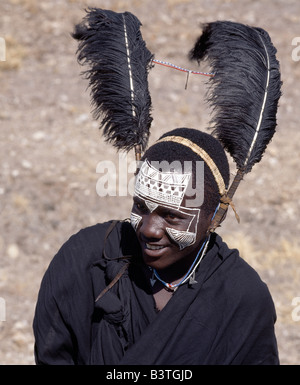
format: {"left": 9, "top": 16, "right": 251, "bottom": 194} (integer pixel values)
{"left": 33, "top": 8, "right": 281, "bottom": 365}
{"left": 33, "top": 127, "right": 279, "bottom": 365}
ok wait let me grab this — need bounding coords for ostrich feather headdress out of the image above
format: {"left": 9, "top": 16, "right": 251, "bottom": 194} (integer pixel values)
{"left": 189, "top": 21, "right": 282, "bottom": 231}
{"left": 72, "top": 12, "right": 282, "bottom": 231}
{"left": 72, "top": 8, "right": 154, "bottom": 160}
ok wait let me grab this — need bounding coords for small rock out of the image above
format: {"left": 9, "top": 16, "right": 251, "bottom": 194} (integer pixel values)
{"left": 11, "top": 169, "right": 20, "bottom": 177}
{"left": 21, "top": 160, "right": 32, "bottom": 169}
{"left": 7, "top": 244, "right": 19, "bottom": 259}
{"left": 32, "top": 131, "right": 46, "bottom": 141}
{"left": 12, "top": 332, "right": 30, "bottom": 348}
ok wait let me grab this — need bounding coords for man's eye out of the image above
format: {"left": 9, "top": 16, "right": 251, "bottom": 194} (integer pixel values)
{"left": 135, "top": 202, "right": 147, "bottom": 212}
{"left": 166, "top": 213, "right": 176, "bottom": 219}
{"left": 164, "top": 212, "right": 180, "bottom": 222}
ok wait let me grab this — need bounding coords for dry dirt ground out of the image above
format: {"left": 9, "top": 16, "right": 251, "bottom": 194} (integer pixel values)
{"left": 1, "top": 0, "right": 300, "bottom": 365}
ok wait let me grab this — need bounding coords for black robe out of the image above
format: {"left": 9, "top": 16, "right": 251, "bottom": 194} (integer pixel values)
{"left": 33, "top": 220, "right": 279, "bottom": 365}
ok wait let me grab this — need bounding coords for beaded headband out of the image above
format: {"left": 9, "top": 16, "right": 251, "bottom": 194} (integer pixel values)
{"left": 155, "top": 135, "right": 241, "bottom": 230}
{"left": 156, "top": 135, "right": 226, "bottom": 197}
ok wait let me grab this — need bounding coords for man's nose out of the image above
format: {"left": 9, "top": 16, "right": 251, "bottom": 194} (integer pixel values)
{"left": 139, "top": 213, "right": 164, "bottom": 240}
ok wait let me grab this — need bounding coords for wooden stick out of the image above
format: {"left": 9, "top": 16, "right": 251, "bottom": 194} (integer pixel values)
{"left": 208, "top": 169, "right": 244, "bottom": 233}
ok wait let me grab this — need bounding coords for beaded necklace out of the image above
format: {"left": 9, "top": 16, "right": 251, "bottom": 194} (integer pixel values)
{"left": 150, "top": 236, "right": 210, "bottom": 292}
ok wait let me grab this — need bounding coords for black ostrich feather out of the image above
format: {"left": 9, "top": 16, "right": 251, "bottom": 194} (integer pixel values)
{"left": 72, "top": 8, "right": 154, "bottom": 154}
{"left": 189, "top": 21, "right": 282, "bottom": 174}
{"left": 189, "top": 21, "right": 282, "bottom": 232}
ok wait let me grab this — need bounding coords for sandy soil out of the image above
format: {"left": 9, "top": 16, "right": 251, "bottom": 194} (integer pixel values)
{"left": 1, "top": 0, "right": 300, "bottom": 365}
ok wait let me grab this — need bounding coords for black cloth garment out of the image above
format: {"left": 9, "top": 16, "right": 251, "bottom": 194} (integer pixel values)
{"left": 33, "top": 220, "right": 279, "bottom": 365}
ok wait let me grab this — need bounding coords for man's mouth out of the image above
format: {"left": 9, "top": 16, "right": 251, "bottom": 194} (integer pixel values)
{"left": 145, "top": 243, "right": 165, "bottom": 250}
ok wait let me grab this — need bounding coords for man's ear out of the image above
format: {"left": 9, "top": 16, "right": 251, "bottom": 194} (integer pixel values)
{"left": 205, "top": 203, "right": 226, "bottom": 235}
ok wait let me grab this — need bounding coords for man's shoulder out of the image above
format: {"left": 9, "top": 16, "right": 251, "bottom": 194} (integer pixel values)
{"left": 67, "top": 220, "right": 122, "bottom": 246}
{"left": 214, "top": 234, "right": 273, "bottom": 305}
{"left": 48, "top": 220, "right": 134, "bottom": 274}
{"left": 40, "top": 220, "right": 136, "bottom": 296}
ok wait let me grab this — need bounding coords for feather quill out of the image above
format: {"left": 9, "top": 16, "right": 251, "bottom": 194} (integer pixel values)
{"left": 72, "top": 8, "right": 154, "bottom": 157}
{"left": 189, "top": 21, "right": 282, "bottom": 230}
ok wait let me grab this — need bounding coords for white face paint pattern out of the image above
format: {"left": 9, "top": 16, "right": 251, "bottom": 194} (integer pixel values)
{"left": 132, "top": 159, "right": 201, "bottom": 250}
{"left": 165, "top": 227, "right": 196, "bottom": 250}
{"left": 144, "top": 199, "right": 158, "bottom": 213}
{"left": 130, "top": 211, "right": 142, "bottom": 231}
{"left": 134, "top": 159, "right": 191, "bottom": 209}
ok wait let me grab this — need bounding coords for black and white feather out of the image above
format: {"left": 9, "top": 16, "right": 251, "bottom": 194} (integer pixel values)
{"left": 189, "top": 21, "right": 282, "bottom": 173}
{"left": 72, "top": 8, "right": 154, "bottom": 153}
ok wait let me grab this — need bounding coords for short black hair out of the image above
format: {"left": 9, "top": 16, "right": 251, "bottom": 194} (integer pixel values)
{"left": 140, "top": 127, "right": 230, "bottom": 214}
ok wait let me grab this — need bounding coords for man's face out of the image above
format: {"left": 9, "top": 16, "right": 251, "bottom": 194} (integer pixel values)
{"left": 130, "top": 160, "right": 212, "bottom": 272}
